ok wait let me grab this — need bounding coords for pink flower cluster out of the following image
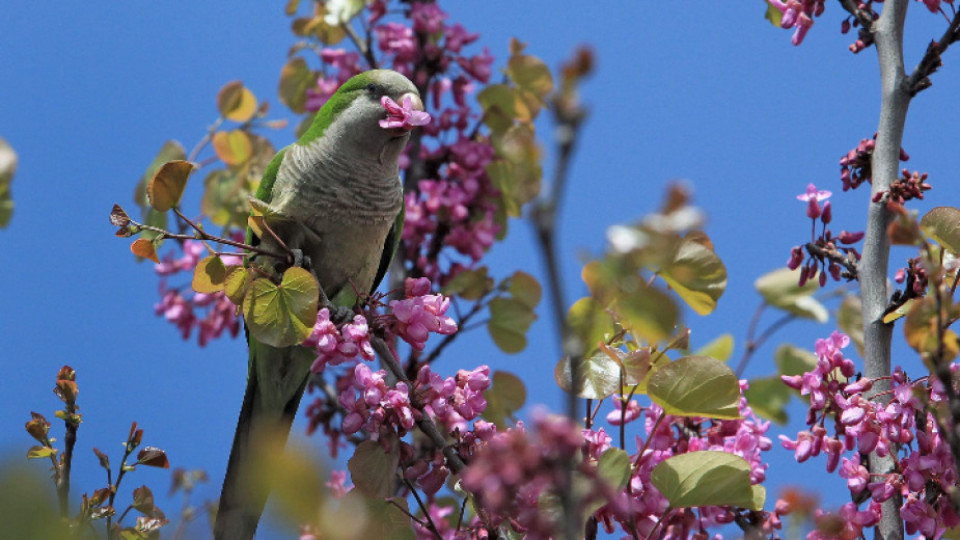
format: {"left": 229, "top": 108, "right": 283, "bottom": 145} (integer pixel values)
{"left": 780, "top": 331, "right": 960, "bottom": 538}
{"left": 303, "top": 308, "right": 375, "bottom": 373}
{"left": 340, "top": 363, "right": 417, "bottom": 435}
{"left": 304, "top": 49, "right": 364, "bottom": 110}
{"left": 786, "top": 183, "right": 863, "bottom": 287}
{"left": 415, "top": 364, "right": 490, "bottom": 432}
{"left": 403, "top": 137, "right": 500, "bottom": 281}
{"left": 337, "top": 362, "right": 490, "bottom": 439}
{"left": 461, "top": 414, "right": 585, "bottom": 539}
{"left": 153, "top": 240, "right": 241, "bottom": 346}
{"left": 591, "top": 385, "right": 775, "bottom": 538}
{"left": 305, "top": 0, "right": 502, "bottom": 283}
{"left": 386, "top": 277, "right": 458, "bottom": 351}
{"left": 767, "top": 0, "right": 825, "bottom": 45}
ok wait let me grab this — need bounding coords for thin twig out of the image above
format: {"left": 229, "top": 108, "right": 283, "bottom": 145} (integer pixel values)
{"left": 344, "top": 22, "right": 378, "bottom": 69}
{"left": 188, "top": 117, "right": 224, "bottom": 163}
{"left": 59, "top": 400, "right": 79, "bottom": 520}
{"left": 838, "top": 0, "right": 878, "bottom": 49}
{"left": 530, "top": 72, "right": 587, "bottom": 540}
{"left": 902, "top": 7, "right": 960, "bottom": 95}
{"left": 403, "top": 478, "right": 442, "bottom": 539}
{"left": 735, "top": 312, "right": 796, "bottom": 378}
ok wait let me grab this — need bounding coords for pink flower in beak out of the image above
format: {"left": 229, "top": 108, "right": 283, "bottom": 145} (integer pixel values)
{"left": 380, "top": 94, "right": 431, "bottom": 131}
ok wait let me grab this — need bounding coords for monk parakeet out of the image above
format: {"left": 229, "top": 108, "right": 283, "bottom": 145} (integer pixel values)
{"left": 215, "top": 69, "right": 425, "bottom": 540}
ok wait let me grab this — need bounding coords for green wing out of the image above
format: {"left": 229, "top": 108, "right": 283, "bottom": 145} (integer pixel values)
{"left": 245, "top": 147, "right": 287, "bottom": 248}
{"left": 371, "top": 203, "right": 405, "bottom": 294}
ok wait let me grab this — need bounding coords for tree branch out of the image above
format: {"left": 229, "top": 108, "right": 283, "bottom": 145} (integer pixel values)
{"left": 863, "top": 1, "right": 910, "bottom": 538}
{"left": 527, "top": 72, "right": 588, "bottom": 540}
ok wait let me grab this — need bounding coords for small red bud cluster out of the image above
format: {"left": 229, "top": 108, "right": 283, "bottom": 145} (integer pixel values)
{"left": 872, "top": 169, "right": 932, "bottom": 213}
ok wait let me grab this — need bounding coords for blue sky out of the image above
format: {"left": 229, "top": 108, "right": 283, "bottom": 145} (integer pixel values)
{"left": 2, "top": 2, "right": 960, "bottom": 538}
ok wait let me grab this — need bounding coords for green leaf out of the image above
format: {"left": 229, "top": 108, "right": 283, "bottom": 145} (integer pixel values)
{"left": 217, "top": 81, "right": 258, "bottom": 123}
{"left": 212, "top": 130, "right": 253, "bottom": 166}
{"left": 754, "top": 267, "right": 828, "bottom": 322}
{"left": 224, "top": 266, "right": 250, "bottom": 305}
{"left": 693, "top": 334, "right": 734, "bottom": 362}
{"left": 774, "top": 344, "right": 817, "bottom": 378}
{"left": 192, "top": 255, "right": 227, "bottom": 294}
{"left": 487, "top": 296, "right": 536, "bottom": 353}
{"left": 509, "top": 271, "right": 541, "bottom": 309}
{"left": 764, "top": 0, "right": 783, "bottom": 27}
{"left": 883, "top": 297, "right": 917, "bottom": 324}
{"left": 348, "top": 440, "right": 399, "bottom": 499}
{"left": 567, "top": 297, "right": 615, "bottom": 356}
{"left": 921, "top": 207, "right": 960, "bottom": 254}
{"left": 554, "top": 350, "right": 621, "bottom": 400}
{"left": 243, "top": 267, "right": 319, "bottom": 347}
{"left": 482, "top": 371, "right": 527, "bottom": 428}
{"left": 744, "top": 376, "right": 790, "bottom": 425}
{"left": 650, "top": 451, "right": 765, "bottom": 510}
{"left": 583, "top": 260, "right": 679, "bottom": 343}
{"left": 146, "top": 160, "right": 193, "bottom": 212}
{"left": 487, "top": 125, "right": 542, "bottom": 217}
{"left": 657, "top": 235, "right": 727, "bottom": 315}
{"left": 837, "top": 295, "right": 865, "bottom": 358}
{"left": 26, "top": 446, "right": 56, "bottom": 459}
{"left": 905, "top": 295, "right": 960, "bottom": 362}
{"left": 597, "top": 448, "right": 631, "bottom": 492}
{"left": 477, "top": 84, "right": 532, "bottom": 124}
{"left": 201, "top": 169, "right": 243, "bottom": 228}
{"left": 279, "top": 57, "right": 314, "bottom": 114}
{"left": 134, "top": 141, "right": 186, "bottom": 212}
{"left": 441, "top": 266, "right": 493, "bottom": 300}
{"left": 507, "top": 54, "right": 554, "bottom": 101}
{"left": 648, "top": 356, "right": 741, "bottom": 419}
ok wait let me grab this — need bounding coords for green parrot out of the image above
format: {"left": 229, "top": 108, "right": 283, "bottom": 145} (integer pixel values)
{"left": 215, "top": 69, "right": 424, "bottom": 540}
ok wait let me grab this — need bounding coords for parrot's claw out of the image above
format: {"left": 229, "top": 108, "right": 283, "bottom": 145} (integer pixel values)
{"left": 328, "top": 305, "right": 355, "bottom": 325}
{"left": 288, "top": 249, "right": 313, "bottom": 272}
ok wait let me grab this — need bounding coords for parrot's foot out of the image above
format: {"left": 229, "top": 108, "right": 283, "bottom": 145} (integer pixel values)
{"left": 288, "top": 249, "right": 313, "bottom": 272}
{"left": 328, "top": 304, "right": 355, "bottom": 325}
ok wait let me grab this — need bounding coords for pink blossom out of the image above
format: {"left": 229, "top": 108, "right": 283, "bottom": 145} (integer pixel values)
{"left": 388, "top": 278, "right": 457, "bottom": 351}
{"left": 304, "top": 309, "right": 375, "bottom": 372}
{"left": 606, "top": 395, "right": 641, "bottom": 425}
{"left": 380, "top": 95, "right": 432, "bottom": 130}
{"left": 375, "top": 22, "right": 418, "bottom": 64}
{"left": 325, "top": 470, "right": 351, "bottom": 498}
{"left": 456, "top": 48, "right": 494, "bottom": 83}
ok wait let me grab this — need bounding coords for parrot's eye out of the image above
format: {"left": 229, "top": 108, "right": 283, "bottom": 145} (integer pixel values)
{"left": 366, "top": 83, "right": 379, "bottom": 94}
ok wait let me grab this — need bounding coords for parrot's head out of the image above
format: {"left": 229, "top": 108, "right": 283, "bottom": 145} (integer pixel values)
{"left": 311, "top": 69, "right": 425, "bottom": 168}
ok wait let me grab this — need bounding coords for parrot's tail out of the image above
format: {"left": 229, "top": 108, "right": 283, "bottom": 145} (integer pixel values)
{"left": 214, "top": 342, "right": 313, "bottom": 540}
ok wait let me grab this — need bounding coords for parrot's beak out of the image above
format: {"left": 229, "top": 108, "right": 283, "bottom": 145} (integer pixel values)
{"left": 395, "top": 92, "right": 423, "bottom": 134}
{"left": 401, "top": 92, "right": 424, "bottom": 113}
